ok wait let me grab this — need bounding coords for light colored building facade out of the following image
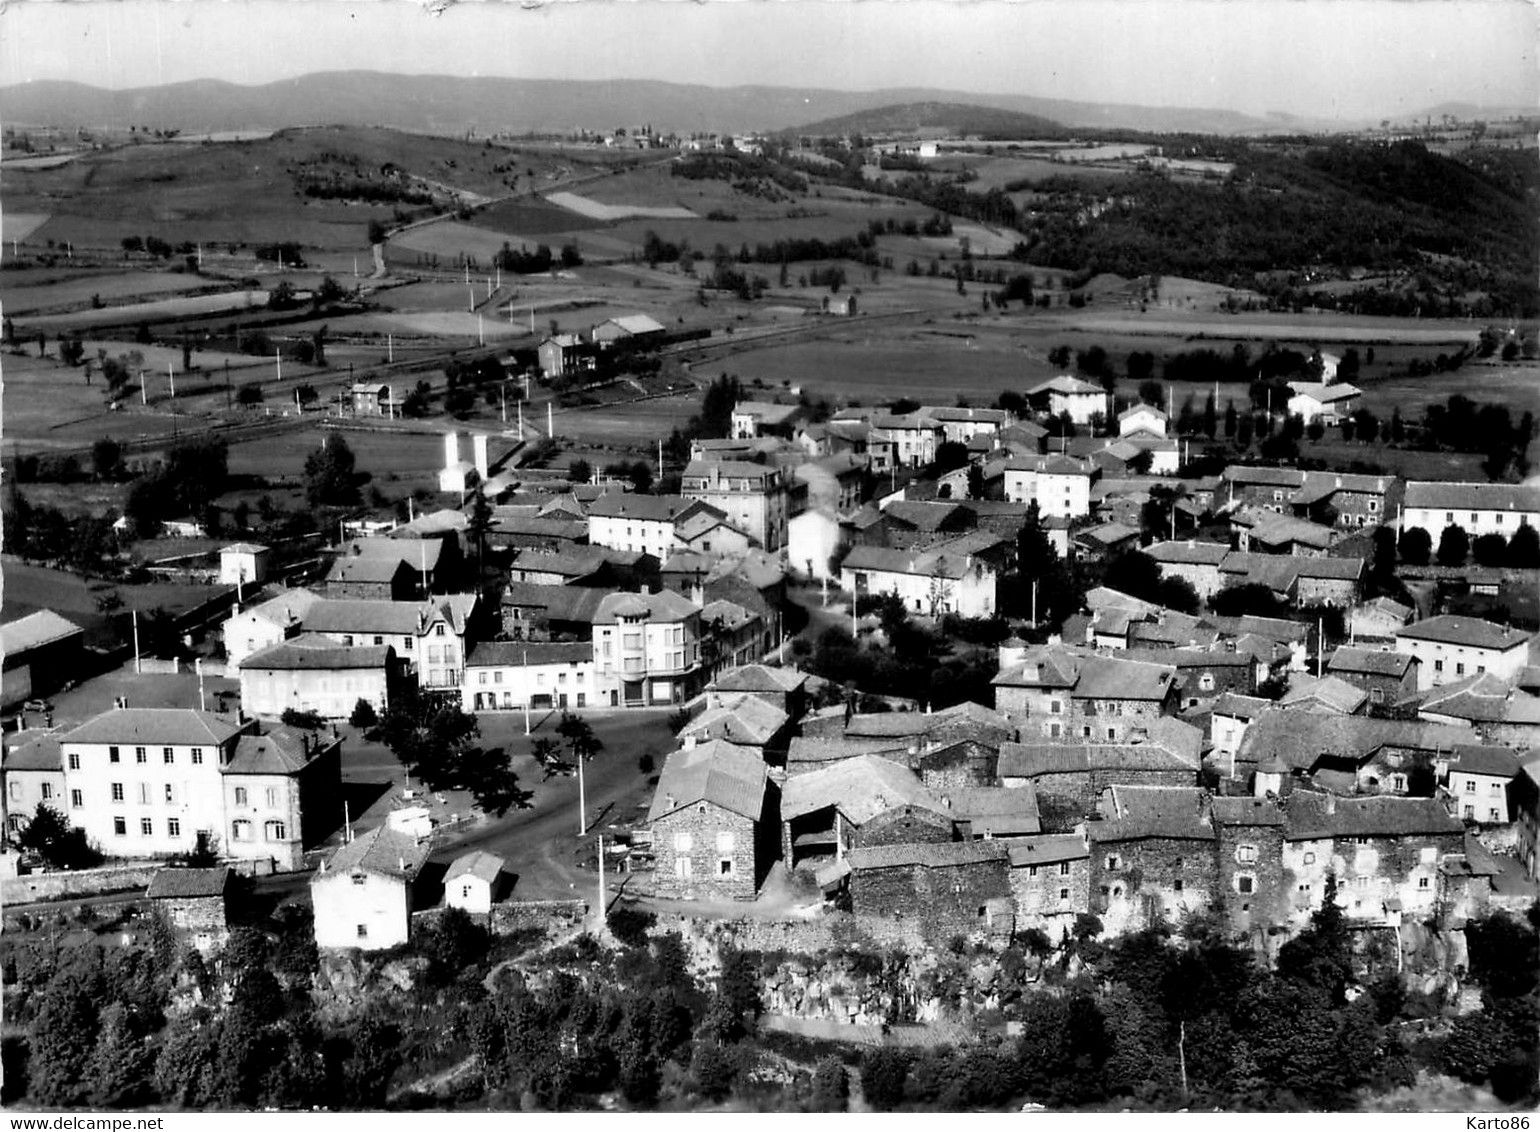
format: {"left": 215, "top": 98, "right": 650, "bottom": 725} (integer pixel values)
{"left": 462, "top": 641, "right": 596, "bottom": 712}
{"left": 1402, "top": 482, "right": 1540, "bottom": 542}
{"left": 1003, "top": 456, "right": 1096, "bottom": 519}
{"left": 592, "top": 589, "right": 703, "bottom": 708}
{"left": 311, "top": 826, "right": 430, "bottom": 950}
{"left": 681, "top": 460, "right": 789, "bottom": 553}
{"left": 239, "top": 640, "right": 398, "bottom": 720}
{"left": 1395, "top": 615, "right": 1532, "bottom": 691}
{"left": 840, "top": 535, "right": 1000, "bottom": 619}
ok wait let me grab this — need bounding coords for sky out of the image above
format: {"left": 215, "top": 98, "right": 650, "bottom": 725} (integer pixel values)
{"left": 1, "top": 0, "right": 1534, "bottom": 122}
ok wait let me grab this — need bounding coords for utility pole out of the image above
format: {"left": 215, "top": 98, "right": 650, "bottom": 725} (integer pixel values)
{"left": 523, "top": 649, "right": 531, "bottom": 736}
{"left": 168, "top": 363, "right": 175, "bottom": 400}
{"left": 547, "top": 402, "right": 553, "bottom": 438}
{"left": 388, "top": 334, "right": 394, "bottom": 363}
{"left": 577, "top": 744, "right": 588, "bottom": 835}
{"left": 132, "top": 609, "right": 142, "bottom": 673}
{"left": 596, "top": 833, "right": 606, "bottom": 924}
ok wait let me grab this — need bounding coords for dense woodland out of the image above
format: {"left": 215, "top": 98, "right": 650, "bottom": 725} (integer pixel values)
{"left": 3, "top": 893, "right": 1534, "bottom": 1112}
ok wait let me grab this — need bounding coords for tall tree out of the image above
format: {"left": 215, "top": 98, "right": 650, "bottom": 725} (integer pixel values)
{"left": 303, "top": 433, "right": 359, "bottom": 507}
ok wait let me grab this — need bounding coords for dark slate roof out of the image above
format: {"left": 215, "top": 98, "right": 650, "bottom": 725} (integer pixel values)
{"left": 1280, "top": 675, "right": 1370, "bottom": 715}
{"left": 1145, "top": 540, "right": 1230, "bottom": 566}
{"left": 847, "top": 840, "right": 1009, "bottom": 871}
{"left": 595, "top": 588, "right": 699, "bottom": 625}
{"left": 321, "top": 825, "right": 431, "bottom": 880}
{"left": 781, "top": 755, "right": 939, "bottom": 824}
{"left": 147, "top": 866, "right": 231, "bottom": 900}
{"left": 1237, "top": 712, "right": 1473, "bottom": 773}
{"left": 2, "top": 731, "right": 64, "bottom": 772}
{"left": 1209, "top": 796, "right": 1286, "bottom": 827}
{"left": 1089, "top": 785, "right": 1215, "bottom": 842}
{"left": 1397, "top": 615, "right": 1530, "bottom": 651}
{"left": 785, "top": 734, "right": 909, "bottom": 771}
{"left": 949, "top": 786, "right": 1042, "bottom": 836}
{"left": 444, "top": 850, "right": 505, "bottom": 885}
{"left": 997, "top": 740, "right": 1197, "bottom": 779}
{"left": 710, "top": 664, "right": 808, "bottom": 694}
{"left": 1283, "top": 790, "right": 1464, "bottom": 841}
{"left": 586, "top": 492, "right": 702, "bottom": 522}
{"left": 1404, "top": 481, "right": 1540, "bottom": 514}
{"left": 1211, "top": 693, "right": 1273, "bottom": 720}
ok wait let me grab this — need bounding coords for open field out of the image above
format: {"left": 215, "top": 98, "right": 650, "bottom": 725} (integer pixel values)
{"left": 554, "top": 393, "right": 699, "bottom": 446}
{"left": 2, "top": 212, "right": 51, "bottom": 242}
{"left": 0, "top": 557, "right": 227, "bottom": 647}
{"left": 544, "top": 190, "right": 696, "bottom": 221}
{"left": 467, "top": 198, "right": 608, "bottom": 237}
{"left": 19, "top": 290, "right": 270, "bottom": 331}
{"left": 223, "top": 423, "right": 483, "bottom": 481}
{"left": 388, "top": 220, "right": 530, "bottom": 263}
{"left": 0, "top": 268, "right": 230, "bottom": 315}
{"left": 1049, "top": 308, "right": 1487, "bottom": 345}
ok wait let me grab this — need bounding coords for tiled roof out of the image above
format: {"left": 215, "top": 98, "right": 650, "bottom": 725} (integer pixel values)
{"left": 2, "top": 730, "right": 64, "bottom": 772}
{"left": 1281, "top": 675, "right": 1370, "bottom": 715}
{"left": 302, "top": 599, "right": 423, "bottom": 636}
{"left": 733, "top": 400, "right": 802, "bottom": 424}
{"left": 682, "top": 459, "right": 781, "bottom": 482}
{"left": 1287, "top": 381, "right": 1362, "bottom": 404}
{"left": 1290, "top": 471, "right": 1392, "bottom": 505}
{"left": 1236, "top": 713, "right": 1473, "bottom": 773}
{"left": 924, "top": 406, "right": 1009, "bottom": 424}
{"left": 1404, "top": 481, "right": 1540, "bottom": 514}
{"left": 224, "top": 727, "right": 321, "bottom": 775}
{"left": 1328, "top": 647, "right": 1415, "bottom": 678}
{"left": 1210, "top": 795, "right": 1286, "bottom": 827}
{"left": 241, "top": 637, "right": 392, "bottom": 671}
{"left": 1118, "top": 403, "right": 1167, "bottom": 422}
{"left": 709, "top": 664, "right": 807, "bottom": 694}
{"left": 781, "top": 754, "right": 939, "bottom": 823}
{"left": 1397, "top": 615, "right": 1530, "bottom": 651}
{"left": 444, "top": 850, "right": 505, "bottom": 885}
{"left": 0, "top": 610, "right": 85, "bottom": 654}
{"left": 1006, "top": 832, "right": 1089, "bottom": 867}
{"left": 62, "top": 708, "right": 244, "bottom": 747}
{"left": 595, "top": 588, "right": 699, "bottom": 625}
{"left": 997, "top": 740, "right": 1197, "bottom": 779}
{"left": 466, "top": 641, "right": 594, "bottom": 667}
{"left": 321, "top": 826, "right": 431, "bottom": 880}
{"left": 1221, "top": 465, "right": 1306, "bottom": 488}
{"left": 1090, "top": 785, "right": 1215, "bottom": 842}
{"left": 1029, "top": 375, "right": 1104, "bottom": 397}
{"left": 1145, "top": 539, "right": 1230, "bottom": 566}
{"left": 882, "top": 500, "right": 968, "bottom": 531}
{"left": 1445, "top": 744, "right": 1522, "bottom": 780}
{"left": 1072, "top": 655, "right": 1177, "bottom": 701}
{"left": 147, "top": 867, "right": 231, "bottom": 900}
{"left": 680, "top": 697, "right": 789, "bottom": 746}
{"left": 221, "top": 542, "right": 271, "bottom": 555}
{"left": 847, "top": 840, "right": 1009, "bottom": 871}
{"left": 242, "top": 588, "right": 324, "bottom": 629}
{"left": 949, "top": 786, "right": 1042, "bottom": 836}
{"left": 1211, "top": 693, "right": 1273, "bottom": 719}
{"left": 786, "top": 734, "right": 908, "bottom": 771}
{"left": 1283, "top": 790, "right": 1463, "bottom": 840}
{"left": 647, "top": 740, "right": 768, "bottom": 822}
{"left": 586, "top": 492, "right": 702, "bottom": 523}
{"left": 326, "top": 556, "right": 413, "bottom": 585}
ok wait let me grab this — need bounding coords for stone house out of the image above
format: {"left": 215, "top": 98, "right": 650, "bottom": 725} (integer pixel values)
{"left": 780, "top": 754, "right": 948, "bottom": 869}
{"left": 678, "top": 694, "right": 790, "bottom": 752}
{"left": 1, "top": 729, "right": 67, "bottom": 842}
{"left": 222, "top": 725, "right": 343, "bottom": 872}
{"left": 1291, "top": 557, "right": 1366, "bottom": 608}
{"left": 1513, "top": 753, "right": 1540, "bottom": 879}
{"left": 146, "top": 866, "right": 233, "bottom": 953}
{"left": 1348, "top": 598, "right": 1415, "bottom": 644}
{"left": 875, "top": 500, "right": 974, "bottom": 550}
{"left": 841, "top": 533, "right": 1003, "bottom": 619}
{"left": 704, "top": 664, "right": 809, "bottom": 720}
{"left": 1144, "top": 540, "right": 1231, "bottom": 600}
{"left": 1088, "top": 786, "right": 1218, "bottom": 936}
{"left": 647, "top": 739, "right": 773, "bottom": 901}
{"left": 1280, "top": 790, "right": 1465, "bottom": 928}
{"left": 950, "top": 786, "right": 1042, "bottom": 840}
{"left": 998, "top": 739, "right": 1201, "bottom": 823}
{"left": 444, "top": 850, "right": 505, "bottom": 915}
{"left": 1414, "top": 675, "right": 1540, "bottom": 750}
{"left": 1209, "top": 794, "right": 1289, "bottom": 936}
{"left": 1114, "top": 646, "right": 1255, "bottom": 710}
{"left": 1219, "top": 466, "right": 1306, "bottom": 513}
{"left": 1007, "top": 832, "right": 1091, "bottom": 930}
{"left": 1326, "top": 646, "right": 1420, "bottom": 709}
{"left": 993, "top": 647, "right": 1178, "bottom": 742}
{"left": 1279, "top": 675, "right": 1370, "bottom": 716}
{"left": 845, "top": 840, "right": 1013, "bottom": 942}
{"left": 311, "top": 826, "right": 433, "bottom": 950}
{"left": 913, "top": 739, "right": 1000, "bottom": 791}
{"left": 1288, "top": 471, "right": 1399, "bottom": 530}
{"left": 1027, "top": 376, "right": 1107, "bottom": 425}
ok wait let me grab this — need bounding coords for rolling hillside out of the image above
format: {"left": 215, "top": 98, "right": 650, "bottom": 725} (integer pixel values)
{"left": 1, "top": 72, "right": 1299, "bottom": 137}
{"left": 784, "top": 101, "right": 1068, "bottom": 140}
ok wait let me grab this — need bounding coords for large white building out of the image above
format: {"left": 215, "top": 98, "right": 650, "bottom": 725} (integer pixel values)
{"left": 681, "top": 460, "right": 789, "bottom": 553}
{"left": 34, "top": 708, "right": 340, "bottom": 871}
{"left": 840, "top": 532, "right": 1003, "bottom": 619}
{"left": 1286, "top": 382, "right": 1362, "bottom": 425}
{"left": 1003, "top": 455, "right": 1097, "bottom": 518}
{"left": 1029, "top": 376, "right": 1107, "bottom": 425}
{"left": 462, "top": 641, "right": 596, "bottom": 712}
{"left": 1395, "top": 615, "right": 1533, "bottom": 691}
{"left": 586, "top": 493, "right": 720, "bottom": 561}
{"left": 1402, "top": 482, "right": 1540, "bottom": 542}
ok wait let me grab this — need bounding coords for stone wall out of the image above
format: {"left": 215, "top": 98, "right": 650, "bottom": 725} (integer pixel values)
{"left": 1213, "top": 822, "right": 1288, "bottom": 935}
{"left": 1297, "top": 576, "right": 1360, "bottom": 608}
{"left": 3, "top": 863, "right": 159, "bottom": 905}
{"left": 917, "top": 740, "right": 998, "bottom": 790}
{"left": 1009, "top": 858, "right": 1091, "bottom": 929}
{"left": 849, "top": 857, "right": 1012, "bottom": 943}
{"left": 858, "top": 805, "right": 954, "bottom": 848}
{"left": 651, "top": 804, "right": 758, "bottom": 901}
{"left": 412, "top": 898, "right": 587, "bottom": 940}
{"left": 1066, "top": 697, "right": 1169, "bottom": 743}
{"left": 1027, "top": 766, "right": 1198, "bottom": 816}
{"left": 1088, "top": 835, "right": 1217, "bottom": 936}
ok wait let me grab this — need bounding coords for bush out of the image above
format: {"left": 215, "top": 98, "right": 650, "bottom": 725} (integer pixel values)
{"left": 280, "top": 708, "right": 326, "bottom": 731}
{"left": 607, "top": 907, "right": 655, "bottom": 949}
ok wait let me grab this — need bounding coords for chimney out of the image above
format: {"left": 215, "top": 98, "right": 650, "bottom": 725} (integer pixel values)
{"left": 472, "top": 434, "right": 490, "bottom": 480}
{"left": 443, "top": 431, "right": 459, "bottom": 470}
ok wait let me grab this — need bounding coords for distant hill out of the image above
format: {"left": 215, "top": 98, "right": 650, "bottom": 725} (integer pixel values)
{"left": 0, "top": 72, "right": 1311, "bottom": 137}
{"left": 784, "top": 101, "right": 1068, "bottom": 140}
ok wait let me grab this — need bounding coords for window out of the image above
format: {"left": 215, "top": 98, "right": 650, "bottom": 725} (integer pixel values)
{"left": 357, "top": 924, "right": 369, "bottom": 939}
{"left": 71, "top": 789, "right": 83, "bottom": 809}
{"left": 1456, "top": 663, "right": 1465, "bottom": 676}
{"left": 479, "top": 671, "right": 488, "bottom": 685}
{"left": 1463, "top": 805, "right": 1474, "bottom": 818}
{"left": 673, "top": 832, "right": 694, "bottom": 852}
{"left": 266, "top": 820, "right": 287, "bottom": 841}
{"left": 165, "top": 784, "right": 176, "bottom": 805}
{"left": 352, "top": 874, "right": 367, "bottom": 886}
{"left": 1173, "top": 879, "right": 1184, "bottom": 892}
{"left": 1049, "top": 700, "right": 1062, "bottom": 715}
{"left": 163, "top": 747, "right": 174, "bottom": 764}
{"left": 266, "top": 787, "right": 279, "bottom": 808}
{"left": 1491, "top": 782, "right": 1504, "bottom": 794}
{"left": 191, "top": 748, "right": 203, "bottom": 765}
{"left": 494, "top": 671, "right": 503, "bottom": 684}
{"left": 1105, "top": 855, "right": 1120, "bottom": 871}
{"left": 435, "top": 624, "right": 446, "bottom": 637}
{"left": 113, "top": 817, "right": 127, "bottom": 836}
{"left": 1371, "top": 688, "right": 1384, "bottom": 704}
{"left": 1028, "top": 865, "right": 1039, "bottom": 878}
{"left": 1082, "top": 726, "right": 1092, "bottom": 739}
{"left": 1234, "top": 844, "right": 1258, "bottom": 864}
{"left": 235, "top": 787, "right": 248, "bottom": 805}
{"left": 232, "top": 820, "right": 252, "bottom": 841}
{"left": 68, "top": 753, "right": 80, "bottom": 770}
{"left": 1464, "top": 780, "right": 1476, "bottom": 793}
{"left": 40, "top": 783, "right": 53, "bottom": 801}
{"left": 135, "top": 746, "right": 147, "bottom": 764}
{"left": 1059, "top": 861, "right": 1072, "bottom": 876}
{"left": 1490, "top": 808, "right": 1502, "bottom": 821}
{"left": 719, "top": 859, "right": 733, "bottom": 876}
{"left": 1435, "top": 660, "right": 1444, "bottom": 673}
{"left": 374, "top": 636, "right": 384, "bottom": 646}
{"left": 1392, "top": 775, "right": 1406, "bottom": 792}
{"left": 1418, "top": 876, "right": 1430, "bottom": 889}
{"left": 1235, "top": 874, "right": 1254, "bottom": 894}
{"left": 168, "top": 818, "right": 181, "bottom": 837}
{"left": 403, "top": 638, "right": 412, "bottom": 651}
{"left": 1049, "top": 723, "right": 1062, "bottom": 739}
{"left": 111, "top": 782, "right": 125, "bottom": 802}
{"left": 140, "top": 818, "right": 153, "bottom": 836}
{"left": 109, "top": 746, "right": 120, "bottom": 763}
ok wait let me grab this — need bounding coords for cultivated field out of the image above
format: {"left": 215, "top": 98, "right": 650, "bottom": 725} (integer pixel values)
{"left": 20, "top": 290, "right": 270, "bottom": 332}
{"left": 2, "top": 212, "right": 51, "bottom": 242}
{"left": 1053, "top": 309, "right": 1486, "bottom": 345}
{"left": 389, "top": 221, "right": 531, "bottom": 264}
{"left": 544, "top": 191, "right": 697, "bottom": 221}
{"left": 0, "top": 269, "right": 229, "bottom": 316}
